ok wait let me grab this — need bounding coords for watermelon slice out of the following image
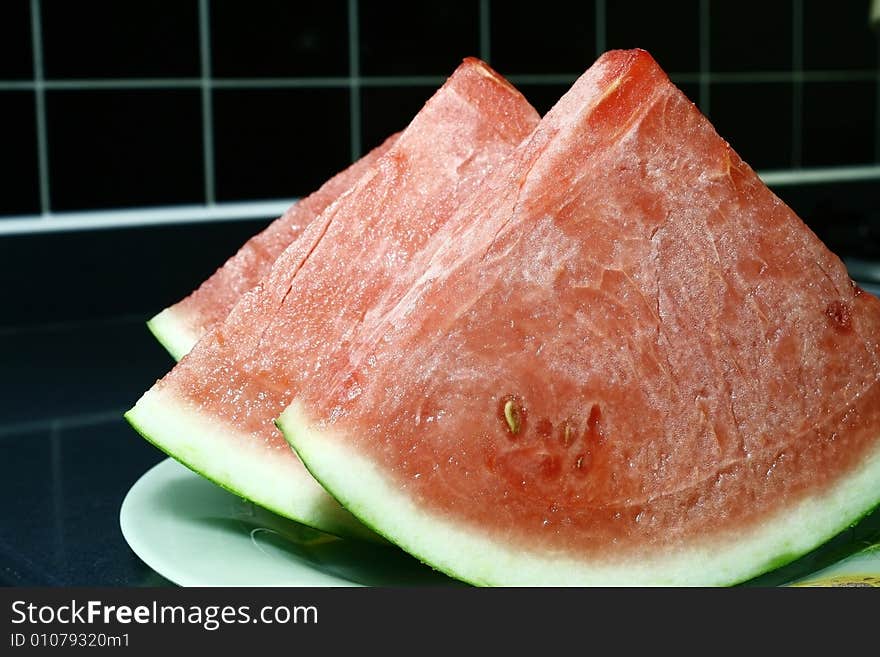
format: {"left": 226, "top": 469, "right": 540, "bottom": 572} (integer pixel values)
{"left": 279, "top": 49, "right": 880, "bottom": 585}
{"left": 148, "top": 134, "right": 398, "bottom": 360}
{"left": 126, "top": 59, "right": 540, "bottom": 540}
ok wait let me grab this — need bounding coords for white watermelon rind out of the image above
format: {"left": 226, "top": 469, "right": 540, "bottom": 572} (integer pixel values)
{"left": 146, "top": 308, "right": 198, "bottom": 362}
{"left": 124, "top": 386, "right": 382, "bottom": 544}
{"left": 278, "top": 399, "right": 880, "bottom": 586}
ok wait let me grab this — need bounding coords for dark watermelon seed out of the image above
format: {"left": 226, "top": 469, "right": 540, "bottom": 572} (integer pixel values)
{"left": 536, "top": 417, "right": 554, "bottom": 438}
{"left": 585, "top": 403, "right": 603, "bottom": 443}
{"left": 559, "top": 418, "right": 577, "bottom": 448}
{"left": 539, "top": 454, "right": 562, "bottom": 480}
{"left": 574, "top": 451, "right": 592, "bottom": 472}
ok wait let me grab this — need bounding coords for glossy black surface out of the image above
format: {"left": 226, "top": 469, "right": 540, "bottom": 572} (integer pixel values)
{"left": 0, "top": 317, "right": 175, "bottom": 586}
{"left": 0, "top": 219, "right": 272, "bottom": 329}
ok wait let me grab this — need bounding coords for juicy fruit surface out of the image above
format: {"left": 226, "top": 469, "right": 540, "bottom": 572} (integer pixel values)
{"left": 136, "top": 59, "right": 540, "bottom": 532}
{"left": 153, "top": 134, "right": 397, "bottom": 358}
{"left": 288, "top": 50, "right": 880, "bottom": 566}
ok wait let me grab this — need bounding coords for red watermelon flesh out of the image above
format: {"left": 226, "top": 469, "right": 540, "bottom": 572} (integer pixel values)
{"left": 148, "top": 133, "right": 398, "bottom": 360}
{"left": 126, "top": 58, "right": 540, "bottom": 540}
{"left": 279, "top": 49, "right": 880, "bottom": 585}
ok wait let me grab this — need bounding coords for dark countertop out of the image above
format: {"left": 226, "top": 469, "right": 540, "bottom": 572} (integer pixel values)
{"left": 0, "top": 316, "right": 173, "bottom": 586}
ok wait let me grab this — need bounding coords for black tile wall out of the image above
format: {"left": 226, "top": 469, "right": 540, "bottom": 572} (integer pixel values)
{"left": 0, "top": 0, "right": 876, "bottom": 287}
{"left": 711, "top": 0, "right": 793, "bottom": 72}
{"left": 513, "top": 83, "right": 574, "bottom": 116}
{"left": 0, "top": 0, "right": 32, "bottom": 80}
{"left": 361, "top": 85, "right": 436, "bottom": 151}
{"left": 359, "top": 0, "right": 480, "bottom": 75}
{"left": 0, "top": 92, "right": 39, "bottom": 216}
{"left": 1, "top": 1, "right": 878, "bottom": 218}
{"left": 803, "top": 0, "right": 876, "bottom": 70}
{"left": 525, "top": 79, "right": 699, "bottom": 122}
{"left": 606, "top": 0, "right": 701, "bottom": 73}
{"left": 674, "top": 82, "right": 701, "bottom": 109}
{"left": 489, "top": 0, "right": 595, "bottom": 75}
{"left": 801, "top": 80, "right": 876, "bottom": 166}
{"left": 46, "top": 90, "right": 204, "bottom": 211}
{"left": 213, "top": 87, "right": 351, "bottom": 200}
{"left": 211, "top": 0, "right": 349, "bottom": 77}
{"left": 709, "top": 83, "right": 794, "bottom": 170}
{"left": 41, "top": 0, "right": 200, "bottom": 78}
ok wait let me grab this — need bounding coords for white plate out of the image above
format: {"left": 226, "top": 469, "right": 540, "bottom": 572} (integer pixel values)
{"left": 119, "top": 457, "right": 455, "bottom": 587}
{"left": 122, "top": 458, "right": 880, "bottom": 587}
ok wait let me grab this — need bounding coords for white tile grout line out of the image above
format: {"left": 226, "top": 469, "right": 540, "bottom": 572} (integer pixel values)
{"left": 3, "top": 163, "right": 880, "bottom": 236}
{"left": 594, "top": 0, "right": 606, "bottom": 57}
{"left": 2, "top": 70, "right": 879, "bottom": 92}
{"left": 757, "top": 164, "right": 880, "bottom": 185}
{"left": 348, "top": 0, "right": 362, "bottom": 160}
{"left": 0, "top": 409, "right": 127, "bottom": 438}
{"left": 792, "top": 0, "right": 804, "bottom": 168}
{"left": 198, "top": 0, "right": 216, "bottom": 205}
{"left": 49, "top": 419, "right": 66, "bottom": 565}
{"left": 479, "top": 0, "right": 491, "bottom": 63}
{"left": 30, "top": 0, "right": 50, "bottom": 215}
{"left": 698, "top": 0, "right": 710, "bottom": 114}
{"left": 0, "top": 200, "right": 296, "bottom": 235}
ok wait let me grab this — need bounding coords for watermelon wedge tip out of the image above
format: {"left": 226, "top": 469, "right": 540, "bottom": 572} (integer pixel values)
{"left": 147, "top": 133, "right": 399, "bottom": 361}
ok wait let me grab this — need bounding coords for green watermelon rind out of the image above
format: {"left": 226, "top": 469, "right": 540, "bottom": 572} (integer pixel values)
{"left": 146, "top": 308, "right": 197, "bottom": 362}
{"left": 124, "top": 386, "right": 383, "bottom": 544}
{"left": 278, "top": 399, "right": 880, "bottom": 586}
{"left": 743, "top": 501, "right": 880, "bottom": 586}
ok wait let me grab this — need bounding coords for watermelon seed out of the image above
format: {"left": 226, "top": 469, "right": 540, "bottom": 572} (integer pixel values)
{"left": 504, "top": 400, "right": 521, "bottom": 434}
{"left": 560, "top": 419, "right": 576, "bottom": 447}
{"left": 585, "top": 403, "right": 603, "bottom": 443}
{"left": 574, "top": 452, "right": 591, "bottom": 471}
